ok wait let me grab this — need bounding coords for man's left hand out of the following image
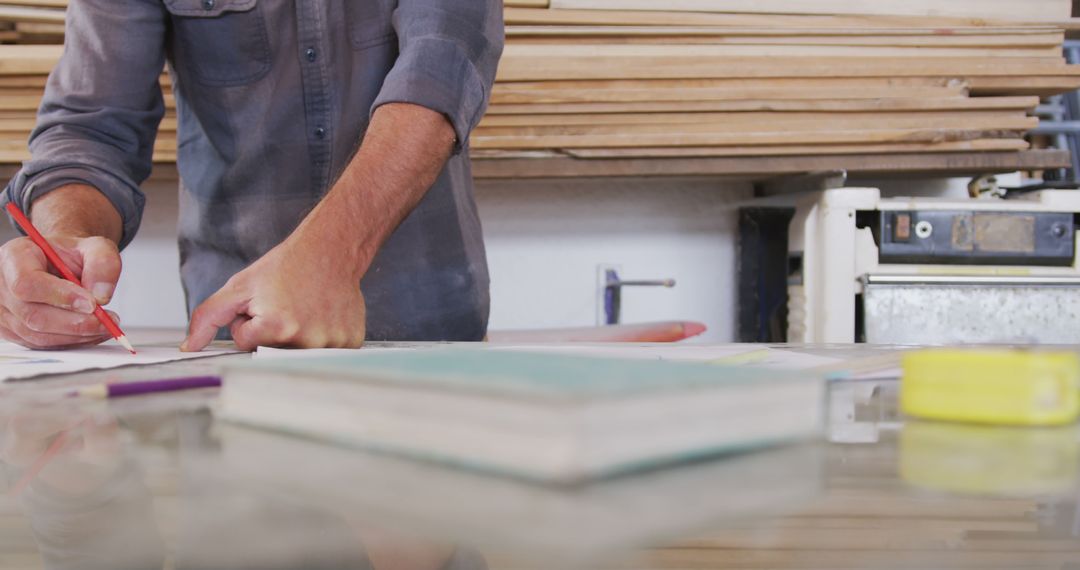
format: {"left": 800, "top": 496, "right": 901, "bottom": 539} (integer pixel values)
{"left": 180, "top": 237, "right": 366, "bottom": 352}
{"left": 180, "top": 103, "right": 454, "bottom": 353}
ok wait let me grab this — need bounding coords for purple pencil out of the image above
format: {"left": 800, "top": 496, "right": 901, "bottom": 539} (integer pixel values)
{"left": 68, "top": 376, "right": 222, "bottom": 399}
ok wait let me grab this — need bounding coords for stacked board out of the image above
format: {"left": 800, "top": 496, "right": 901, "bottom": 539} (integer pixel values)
{"left": 0, "top": 61, "right": 177, "bottom": 163}
{"left": 0, "top": 1, "right": 1077, "bottom": 178}
{"left": 536, "top": 0, "right": 1073, "bottom": 21}
{"left": 0, "top": 2, "right": 64, "bottom": 44}
{"left": 482, "top": 1, "right": 1080, "bottom": 165}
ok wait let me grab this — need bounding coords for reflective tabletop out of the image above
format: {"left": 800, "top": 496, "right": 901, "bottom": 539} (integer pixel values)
{"left": 2, "top": 345, "right": 1079, "bottom": 570}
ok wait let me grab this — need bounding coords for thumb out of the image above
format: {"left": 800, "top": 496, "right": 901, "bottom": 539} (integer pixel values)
{"left": 182, "top": 286, "right": 248, "bottom": 352}
{"left": 73, "top": 237, "right": 121, "bottom": 305}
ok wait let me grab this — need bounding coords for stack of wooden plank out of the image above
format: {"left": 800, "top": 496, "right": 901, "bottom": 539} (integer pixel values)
{"left": 0, "top": 1, "right": 1077, "bottom": 179}
{"left": 0, "top": 1, "right": 64, "bottom": 44}
{"left": 0, "top": 64, "right": 177, "bottom": 163}
{"left": 483, "top": 0, "right": 1080, "bottom": 170}
{"left": 519, "top": 0, "right": 1075, "bottom": 21}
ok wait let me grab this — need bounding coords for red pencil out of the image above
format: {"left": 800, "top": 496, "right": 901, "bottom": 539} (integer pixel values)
{"left": 4, "top": 202, "right": 135, "bottom": 354}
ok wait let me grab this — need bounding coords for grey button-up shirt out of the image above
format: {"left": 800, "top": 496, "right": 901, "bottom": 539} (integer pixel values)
{"left": 2, "top": 0, "right": 503, "bottom": 341}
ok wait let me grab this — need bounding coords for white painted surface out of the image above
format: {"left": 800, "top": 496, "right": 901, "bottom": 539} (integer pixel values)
{"left": 109, "top": 179, "right": 190, "bottom": 329}
{"left": 477, "top": 177, "right": 751, "bottom": 342}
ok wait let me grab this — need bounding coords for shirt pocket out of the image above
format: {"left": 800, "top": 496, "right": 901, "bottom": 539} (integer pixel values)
{"left": 164, "top": 0, "right": 271, "bottom": 87}
{"left": 345, "top": 0, "right": 397, "bottom": 51}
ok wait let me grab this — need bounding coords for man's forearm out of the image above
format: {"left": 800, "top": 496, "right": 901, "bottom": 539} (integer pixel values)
{"left": 287, "top": 103, "right": 457, "bottom": 281}
{"left": 180, "top": 102, "right": 454, "bottom": 351}
{"left": 29, "top": 184, "right": 123, "bottom": 244}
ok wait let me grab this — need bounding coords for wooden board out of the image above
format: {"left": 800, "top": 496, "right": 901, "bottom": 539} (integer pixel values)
{"left": 501, "top": 43, "right": 1066, "bottom": 59}
{"left": 485, "top": 96, "right": 1038, "bottom": 115}
{"left": 0, "top": 94, "right": 176, "bottom": 111}
{"left": 509, "top": 40, "right": 1059, "bottom": 58}
{"left": 468, "top": 150, "right": 1070, "bottom": 179}
{"left": 491, "top": 85, "right": 967, "bottom": 104}
{"left": 471, "top": 127, "right": 1030, "bottom": 150}
{"left": 0, "top": 74, "right": 171, "bottom": 88}
{"left": 0, "top": 1, "right": 67, "bottom": 9}
{"left": 0, "top": 116, "right": 177, "bottom": 131}
{"left": 474, "top": 114, "right": 1037, "bottom": 133}
{"left": 503, "top": 7, "right": 1061, "bottom": 30}
{"left": 495, "top": 76, "right": 969, "bottom": 91}
{"left": 561, "top": 139, "right": 1031, "bottom": 158}
{"left": 478, "top": 110, "right": 1031, "bottom": 128}
{"left": 0, "top": 75, "right": 49, "bottom": 87}
{"left": 0, "top": 140, "right": 175, "bottom": 163}
{"left": 549, "top": 0, "right": 1072, "bottom": 21}
{"left": 506, "top": 26, "right": 1065, "bottom": 44}
{"left": 0, "top": 5, "right": 65, "bottom": 24}
{"left": 0, "top": 45, "right": 62, "bottom": 75}
{"left": 969, "top": 75, "right": 1080, "bottom": 95}
{"left": 495, "top": 51, "right": 1077, "bottom": 82}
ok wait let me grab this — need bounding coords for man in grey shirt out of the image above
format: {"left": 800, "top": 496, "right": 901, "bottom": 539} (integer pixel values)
{"left": 0, "top": 0, "right": 503, "bottom": 350}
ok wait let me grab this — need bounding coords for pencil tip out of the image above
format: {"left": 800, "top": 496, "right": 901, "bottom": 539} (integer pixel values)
{"left": 116, "top": 336, "right": 136, "bottom": 355}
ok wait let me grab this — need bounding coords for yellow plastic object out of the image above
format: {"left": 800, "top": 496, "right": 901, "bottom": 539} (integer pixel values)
{"left": 900, "top": 349, "right": 1080, "bottom": 426}
{"left": 900, "top": 422, "right": 1078, "bottom": 497}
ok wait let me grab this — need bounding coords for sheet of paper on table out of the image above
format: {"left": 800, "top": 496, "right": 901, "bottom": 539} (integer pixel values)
{"left": 0, "top": 341, "right": 241, "bottom": 382}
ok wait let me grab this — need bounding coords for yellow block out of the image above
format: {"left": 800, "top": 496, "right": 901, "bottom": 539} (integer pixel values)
{"left": 901, "top": 349, "right": 1080, "bottom": 426}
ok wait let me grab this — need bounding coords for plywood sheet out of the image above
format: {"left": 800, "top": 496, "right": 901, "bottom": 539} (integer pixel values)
{"left": 549, "top": 0, "right": 1072, "bottom": 21}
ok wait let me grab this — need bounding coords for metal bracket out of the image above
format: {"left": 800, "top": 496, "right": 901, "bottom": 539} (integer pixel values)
{"left": 603, "top": 269, "right": 676, "bottom": 325}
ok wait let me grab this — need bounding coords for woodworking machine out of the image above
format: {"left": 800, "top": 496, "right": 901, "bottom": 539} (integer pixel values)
{"left": 785, "top": 188, "right": 1080, "bottom": 344}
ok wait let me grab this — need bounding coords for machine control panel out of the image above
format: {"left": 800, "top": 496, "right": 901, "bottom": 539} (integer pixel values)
{"left": 876, "top": 210, "right": 1075, "bottom": 266}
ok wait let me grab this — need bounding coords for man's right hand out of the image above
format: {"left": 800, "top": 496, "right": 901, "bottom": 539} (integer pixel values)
{"left": 0, "top": 234, "right": 122, "bottom": 349}
{"left": 0, "top": 184, "right": 125, "bottom": 350}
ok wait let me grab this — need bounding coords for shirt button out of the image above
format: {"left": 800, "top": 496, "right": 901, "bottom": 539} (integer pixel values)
{"left": 314, "top": 127, "right": 326, "bottom": 139}
{"left": 305, "top": 47, "right": 317, "bottom": 62}
{"left": 202, "top": 0, "right": 215, "bottom": 9}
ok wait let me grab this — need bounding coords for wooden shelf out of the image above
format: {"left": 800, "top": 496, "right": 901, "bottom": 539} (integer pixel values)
{"left": 469, "top": 150, "right": 1070, "bottom": 180}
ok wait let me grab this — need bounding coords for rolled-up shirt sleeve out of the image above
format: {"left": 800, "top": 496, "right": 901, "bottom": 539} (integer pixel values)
{"left": 1, "top": 0, "right": 167, "bottom": 249}
{"left": 370, "top": 0, "right": 504, "bottom": 151}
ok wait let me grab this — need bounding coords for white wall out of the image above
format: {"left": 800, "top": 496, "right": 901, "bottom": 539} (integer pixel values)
{"left": 1, "top": 176, "right": 753, "bottom": 342}
{"left": 477, "top": 177, "right": 751, "bottom": 341}
{"left": 108, "top": 179, "right": 190, "bottom": 328}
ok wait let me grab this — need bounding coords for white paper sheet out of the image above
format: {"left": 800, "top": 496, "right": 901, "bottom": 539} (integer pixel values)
{"left": 0, "top": 341, "right": 241, "bottom": 382}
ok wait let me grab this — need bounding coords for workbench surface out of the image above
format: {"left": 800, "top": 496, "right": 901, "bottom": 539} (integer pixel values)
{"left": 1, "top": 335, "right": 1076, "bottom": 570}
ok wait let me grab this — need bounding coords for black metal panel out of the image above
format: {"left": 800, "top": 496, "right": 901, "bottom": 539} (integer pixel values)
{"left": 737, "top": 208, "right": 795, "bottom": 342}
{"left": 876, "top": 210, "right": 1075, "bottom": 266}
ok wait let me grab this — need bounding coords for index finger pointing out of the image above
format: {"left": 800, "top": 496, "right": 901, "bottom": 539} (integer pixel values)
{"left": 181, "top": 288, "right": 248, "bottom": 352}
